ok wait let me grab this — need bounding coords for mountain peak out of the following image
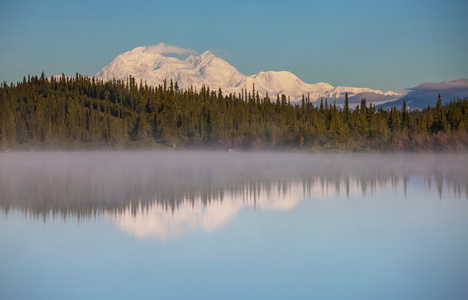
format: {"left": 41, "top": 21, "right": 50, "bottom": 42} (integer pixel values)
{"left": 201, "top": 50, "right": 214, "bottom": 57}
{"left": 198, "top": 50, "right": 216, "bottom": 62}
{"left": 95, "top": 44, "right": 403, "bottom": 105}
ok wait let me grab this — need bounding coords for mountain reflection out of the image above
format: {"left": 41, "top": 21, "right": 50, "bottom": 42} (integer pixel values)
{"left": 1, "top": 152, "right": 467, "bottom": 237}
{"left": 109, "top": 176, "right": 414, "bottom": 239}
{"left": 110, "top": 182, "right": 306, "bottom": 239}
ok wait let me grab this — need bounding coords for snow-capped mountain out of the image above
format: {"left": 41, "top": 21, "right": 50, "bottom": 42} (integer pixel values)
{"left": 95, "top": 44, "right": 402, "bottom": 105}
{"left": 96, "top": 46, "right": 245, "bottom": 92}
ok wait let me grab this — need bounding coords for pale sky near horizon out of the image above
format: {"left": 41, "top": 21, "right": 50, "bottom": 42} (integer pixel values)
{"left": 1, "top": 0, "right": 467, "bottom": 92}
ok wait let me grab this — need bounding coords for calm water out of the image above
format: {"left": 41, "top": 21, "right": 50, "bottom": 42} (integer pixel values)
{"left": 1, "top": 151, "right": 467, "bottom": 300}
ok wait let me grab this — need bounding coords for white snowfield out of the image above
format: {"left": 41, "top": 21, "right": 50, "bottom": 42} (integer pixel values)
{"left": 95, "top": 45, "right": 402, "bottom": 105}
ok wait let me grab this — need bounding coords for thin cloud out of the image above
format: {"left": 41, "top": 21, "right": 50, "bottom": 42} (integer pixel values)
{"left": 142, "top": 43, "right": 198, "bottom": 56}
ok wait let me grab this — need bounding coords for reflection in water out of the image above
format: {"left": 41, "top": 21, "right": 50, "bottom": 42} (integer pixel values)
{"left": 2, "top": 152, "right": 468, "bottom": 300}
{"left": 1, "top": 152, "right": 467, "bottom": 238}
{"left": 111, "top": 182, "right": 305, "bottom": 239}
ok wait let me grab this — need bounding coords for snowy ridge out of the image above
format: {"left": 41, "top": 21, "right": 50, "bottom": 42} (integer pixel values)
{"left": 95, "top": 44, "right": 402, "bottom": 104}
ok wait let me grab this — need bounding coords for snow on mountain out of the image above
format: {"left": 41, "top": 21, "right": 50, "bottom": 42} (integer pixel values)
{"left": 95, "top": 44, "right": 402, "bottom": 105}
{"left": 316, "top": 86, "right": 401, "bottom": 107}
{"left": 96, "top": 46, "right": 246, "bottom": 92}
{"left": 231, "top": 71, "right": 334, "bottom": 100}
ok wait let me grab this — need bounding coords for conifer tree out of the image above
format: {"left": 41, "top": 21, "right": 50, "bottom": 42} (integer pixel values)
{"left": 344, "top": 92, "right": 350, "bottom": 121}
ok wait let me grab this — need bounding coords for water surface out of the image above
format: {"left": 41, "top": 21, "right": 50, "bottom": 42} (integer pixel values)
{"left": 1, "top": 152, "right": 467, "bottom": 299}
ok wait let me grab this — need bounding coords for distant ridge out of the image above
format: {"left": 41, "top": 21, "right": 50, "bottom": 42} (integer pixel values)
{"left": 95, "top": 44, "right": 402, "bottom": 105}
{"left": 378, "top": 78, "right": 468, "bottom": 109}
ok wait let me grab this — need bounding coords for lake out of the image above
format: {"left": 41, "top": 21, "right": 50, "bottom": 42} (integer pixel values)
{"left": 1, "top": 151, "right": 467, "bottom": 300}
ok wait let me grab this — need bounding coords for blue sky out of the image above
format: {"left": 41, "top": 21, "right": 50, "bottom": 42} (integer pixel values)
{"left": 1, "top": 0, "right": 467, "bottom": 92}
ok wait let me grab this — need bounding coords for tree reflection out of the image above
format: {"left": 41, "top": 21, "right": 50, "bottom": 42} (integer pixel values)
{"left": 0, "top": 152, "right": 467, "bottom": 221}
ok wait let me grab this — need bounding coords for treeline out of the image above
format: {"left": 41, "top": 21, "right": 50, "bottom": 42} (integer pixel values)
{"left": 1, "top": 73, "right": 468, "bottom": 151}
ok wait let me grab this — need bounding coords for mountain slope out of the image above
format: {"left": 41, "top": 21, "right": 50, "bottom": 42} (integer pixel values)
{"left": 378, "top": 78, "right": 468, "bottom": 109}
{"left": 95, "top": 45, "right": 401, "bottom": 104}
{"left": 96, "top": 47, "right": 246, "bottom": 91}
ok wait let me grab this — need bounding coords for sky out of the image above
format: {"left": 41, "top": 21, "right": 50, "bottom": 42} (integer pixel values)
{"left": 1, "top": 0, "right": 467, "bottom": 92}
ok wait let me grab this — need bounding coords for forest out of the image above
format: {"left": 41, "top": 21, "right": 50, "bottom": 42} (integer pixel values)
{"left": 1, "top": 73, "right": 467, "bottom": 151}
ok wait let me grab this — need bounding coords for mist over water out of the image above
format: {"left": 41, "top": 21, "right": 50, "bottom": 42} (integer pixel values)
{"left": 1, "top": 151, "right": 468, "bottom": 299}
{"left": 1, "top": 151, "right": 466, "bottom": 220}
